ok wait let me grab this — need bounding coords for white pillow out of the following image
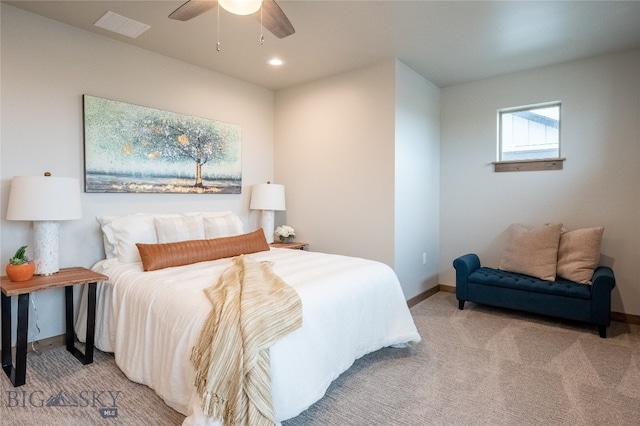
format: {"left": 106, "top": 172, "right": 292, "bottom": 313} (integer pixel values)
{"left": 203, "top": 212, "right": 244, "bottom": 238}
{"left": 97, "top": 215, "right": 118, "bottom": 259}
{"left": 98, "top": 211, "right": 243, "bottom": 263}
{"left": 155, "top": 215, "right": 205, "bottom": 243}
{"left": 98, "top": 213, "right": 157, "bottom": 263}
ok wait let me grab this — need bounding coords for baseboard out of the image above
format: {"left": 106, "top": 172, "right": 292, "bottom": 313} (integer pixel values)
{"left": 439, "top": 284, "right": 455, "bottom": 293}
{"left": 32, "top": 334, "right": 66, "bottom": 352}
{"left": 611, "top": 311, "right": 640, "bottom": 325}
{"left": 435, "top": 284, "right": 640, "bottom": 325}
{"left": 407, "top": 286, "right": 440, "bottom": 307}
{"left": 10, "top": 334, "right": 66, "bottom": 355}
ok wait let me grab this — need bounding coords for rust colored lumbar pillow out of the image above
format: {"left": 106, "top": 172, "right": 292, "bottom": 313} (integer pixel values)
{"left": 136, "top": 229, "right": 269, "bottom": 271}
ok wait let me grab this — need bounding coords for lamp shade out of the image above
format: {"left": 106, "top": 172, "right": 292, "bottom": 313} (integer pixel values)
{"left": 6, "top": 175, "right": 82, "bottom": 221}
{"left": 250, "top": 183, "right": 286, "bottom": 211}
{"left": 219, "top": 0, "right": 262, "bottom": 15}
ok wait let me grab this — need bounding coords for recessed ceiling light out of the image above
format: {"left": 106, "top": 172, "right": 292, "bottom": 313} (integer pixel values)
{"left": 267, "top": 58, "right": 284, "bottom": 66}
{"left": 95, "top": 11, "right": 150, "bottom": 39}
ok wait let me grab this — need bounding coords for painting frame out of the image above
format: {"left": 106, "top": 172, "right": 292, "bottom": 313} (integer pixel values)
{"left": 83, "top": 95, "right": 242, "bottom": 194}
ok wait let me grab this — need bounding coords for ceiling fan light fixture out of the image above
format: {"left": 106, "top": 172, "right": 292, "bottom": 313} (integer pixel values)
{"left": 219, "top": 0, "right": 262, "bottom": 16}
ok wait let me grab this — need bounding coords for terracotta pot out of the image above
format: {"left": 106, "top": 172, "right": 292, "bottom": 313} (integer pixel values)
{"left": 5, "top": 262, "right": 36, "bottom": 282}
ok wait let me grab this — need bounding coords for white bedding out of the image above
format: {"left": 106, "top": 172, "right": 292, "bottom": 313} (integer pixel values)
{"left": 76, "top": 248, "right": 421, "bottom": 425}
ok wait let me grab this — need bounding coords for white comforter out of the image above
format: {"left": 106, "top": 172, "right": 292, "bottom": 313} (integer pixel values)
{"left": 76, "top": 248, "right": 421, "bottom": 425}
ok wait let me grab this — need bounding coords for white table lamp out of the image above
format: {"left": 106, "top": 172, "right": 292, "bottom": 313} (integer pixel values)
{"left": 6, "top": 174, "right": 82, "bottom": 275}
{"left": 250, "top": 182, "right": 285, "bottom": 244}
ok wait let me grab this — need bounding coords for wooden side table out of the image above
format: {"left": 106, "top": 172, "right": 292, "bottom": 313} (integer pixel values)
{"left": 1, "top": 267, "right": 107, "bottom": 387}
{"left": 270, "top": 242, "right": 309, "bottom": 250}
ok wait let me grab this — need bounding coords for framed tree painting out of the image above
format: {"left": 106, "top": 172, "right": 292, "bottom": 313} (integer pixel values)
{"left": 83, "top": 95, "right": 241, "bottom": 194}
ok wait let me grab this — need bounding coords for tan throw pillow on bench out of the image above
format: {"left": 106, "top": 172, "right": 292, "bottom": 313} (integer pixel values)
{"left": 137, "top": 229, "right": 269, "bottom": 271}
{"left": 556, "top": 227, "right": 604, "bottom": 284}
{"left": 499, "top": 223, "right": 563, "bottom": 281}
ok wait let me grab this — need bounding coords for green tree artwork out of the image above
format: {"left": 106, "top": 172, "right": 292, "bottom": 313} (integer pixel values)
{"left": 83, "top": 95, "right": 241, "bottom": 193}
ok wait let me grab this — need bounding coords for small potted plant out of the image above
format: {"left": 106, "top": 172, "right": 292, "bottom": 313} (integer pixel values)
{"left": 6, "top": 245, "right": 36, "bottom": 282}
{"left": 275, "top": 225, "right": 296, "bottom": 243}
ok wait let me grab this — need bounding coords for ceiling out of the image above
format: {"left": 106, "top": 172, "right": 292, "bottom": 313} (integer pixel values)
{"left": 5, "top": 1, "right": 640, "bottom": 90}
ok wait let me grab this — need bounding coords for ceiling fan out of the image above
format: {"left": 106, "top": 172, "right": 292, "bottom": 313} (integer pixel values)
{"left": 169, "top": 0, "right": 295, "bottom": 39}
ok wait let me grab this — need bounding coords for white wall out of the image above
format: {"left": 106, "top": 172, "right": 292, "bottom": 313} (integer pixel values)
{"left": 440, "top": 50, "right": 640, "bottom": 315}
{"left": 274, "top": 60, "right": 441, "bottom": 299}
{"left": 394, "top": 61, "right": 441, "bottom": 298}
{"left": 1, "top": 5, "right": 275, "bottom": 343}
{"left": 274, "top": 61, "right": 397, "bottom": 266}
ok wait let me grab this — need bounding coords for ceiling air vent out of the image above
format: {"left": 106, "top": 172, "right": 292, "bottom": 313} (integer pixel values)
{"left": 94, "top": 11, "right": 150, "bottom": 39}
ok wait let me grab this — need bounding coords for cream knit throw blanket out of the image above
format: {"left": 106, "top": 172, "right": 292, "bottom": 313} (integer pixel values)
{"left": 191, "top": 255, "right": 302, "bottom": 426}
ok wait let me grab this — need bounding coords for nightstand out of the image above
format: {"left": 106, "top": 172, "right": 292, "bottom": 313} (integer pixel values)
{"left": 1, "top": 267, "right": 107, "bottom": 387}
{"left": 270, "top": 242, "right": 309, "bottom": 250}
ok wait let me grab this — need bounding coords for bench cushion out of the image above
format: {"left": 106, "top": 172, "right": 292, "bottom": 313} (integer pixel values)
{"left": 468, "top": 267, "right": 592, "bottom": 300}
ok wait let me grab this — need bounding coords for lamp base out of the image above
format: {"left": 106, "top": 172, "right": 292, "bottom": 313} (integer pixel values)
{"left": 34, "top": 221, "right": 60, "bottom": 275}
{"left": 260, "top": 210, "right": 275, "bottom": 244}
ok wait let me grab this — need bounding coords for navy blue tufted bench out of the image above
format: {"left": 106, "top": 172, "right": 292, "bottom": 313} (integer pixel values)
{"left": 453, "top": 253, "right": 616, "bottom": 337}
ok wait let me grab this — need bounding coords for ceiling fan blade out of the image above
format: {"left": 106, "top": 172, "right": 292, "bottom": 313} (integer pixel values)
{"left": 254, "top": 0, "right": 295, "bottom": 39}
{"left": 169, "top": 0, "right": 217, "bottom": 21}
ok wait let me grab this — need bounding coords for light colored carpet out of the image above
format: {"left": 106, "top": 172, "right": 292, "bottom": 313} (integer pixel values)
{"left": 285, "top": 292, "right": 640, "bottom": 425}
{"left": 0, "top": 343, "right": 185, "bottom": 425}
{"left": 2, "top": 292, "right": 639, "bottom": 425}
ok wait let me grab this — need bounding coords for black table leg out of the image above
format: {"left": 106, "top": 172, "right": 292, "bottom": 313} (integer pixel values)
{"left": 1, "top": 292, "right": 29, "bottom": 386}
{"left": 1, "top": 292, "right": 12, "bottom": 379}
{"left": 65, "top": 286, "right": 74, "bottom": 354}
{"left": 85, "top": 282, "right": 96, "bottom": 362}
{"left": 65, "top": 283, "right": 96, "bottom": 364}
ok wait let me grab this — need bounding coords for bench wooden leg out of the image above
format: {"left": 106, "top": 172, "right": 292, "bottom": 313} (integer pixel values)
{"left": 458, "top": 300, "right": 465, "bottom": 310}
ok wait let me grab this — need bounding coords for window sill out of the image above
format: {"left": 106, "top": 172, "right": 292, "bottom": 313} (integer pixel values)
{"left": 493, "top": 158, "right": 565, "bottom": 172}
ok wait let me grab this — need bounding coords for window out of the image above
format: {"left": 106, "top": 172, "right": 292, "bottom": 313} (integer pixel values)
{"left": 498, "top": 102, "right": 562, "bottom": 167}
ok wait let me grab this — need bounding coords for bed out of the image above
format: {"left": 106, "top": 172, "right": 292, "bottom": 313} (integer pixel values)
{"left": 75, "top": 212, "right": 421, "bottom": 425}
